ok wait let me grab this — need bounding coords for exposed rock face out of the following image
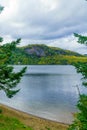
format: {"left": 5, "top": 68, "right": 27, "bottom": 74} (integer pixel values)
{"left": 24, "top": 46, "right": 45, "bottom": 57}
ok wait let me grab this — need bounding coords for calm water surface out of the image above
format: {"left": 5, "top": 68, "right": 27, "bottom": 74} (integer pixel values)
{"left": 0, "top": 65, "right": 84, "bottom": 124}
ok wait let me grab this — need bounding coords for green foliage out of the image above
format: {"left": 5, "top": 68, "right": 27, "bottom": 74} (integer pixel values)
{"left": 45, "top": 127, "right": 51, "bottom": 130}
{"left": 0, "top": 5, "right": 4, "bottom": 13}
{"left": 68, "top": 94, "right": 87, "bottom": 130}
{"left": 75, "top": 63, "right": 87, "bottom": 87}
{"left": 0, "top": 38, "right": 27, "bottom": 98}
{"left": 0, "top": 114, "right": 33, "bottom": 130}
{"left": 0, "top": 6, "right": 26, "bottom": 98}
{"left": 3, "top": 44, "right": 87, "bottom": 65}
{"left": 74, "top": 33, "right": 87, "bottom": 45}
{"left": 68, "top": 34, "right": 87, "bottom": 130}
{"left": 0, "top": 37, "right": 3, "bottom": 42}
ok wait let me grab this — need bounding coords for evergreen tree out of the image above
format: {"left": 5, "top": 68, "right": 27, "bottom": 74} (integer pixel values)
{"left": 68, "top": 34, "right": 87, "bottom": 130}
{"left": 0, "top": 5, "right": 26, "bottom": 98}
{"left": 0, "top": 38, "right": 27, "bottom": 98}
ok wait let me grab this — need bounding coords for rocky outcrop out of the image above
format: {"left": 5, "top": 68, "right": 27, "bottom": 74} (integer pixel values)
{"left": 25, "top": 46, "right": 45, "bottom": 57}
{"left": 23, "top": 44, "right": 81, "bottom": 57}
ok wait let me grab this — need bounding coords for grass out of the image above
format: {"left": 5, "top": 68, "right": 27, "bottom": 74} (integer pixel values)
{"left": 0, "top": 104, "right": 69, "bottom": 130}
{"left": 0, "top": 114, "right": 33, "bottom": 130}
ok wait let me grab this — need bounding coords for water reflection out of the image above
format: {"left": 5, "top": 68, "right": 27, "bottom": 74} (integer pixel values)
{"left": 0, "top": 65, "right": 83, "bottom": 124}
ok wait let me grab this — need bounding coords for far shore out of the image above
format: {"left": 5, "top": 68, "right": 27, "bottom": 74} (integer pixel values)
{"left": 0, "top": 103, "right": 69, "bottom": 130}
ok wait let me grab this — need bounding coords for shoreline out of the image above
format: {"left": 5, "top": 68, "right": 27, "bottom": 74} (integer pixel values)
{"left": 0, "top": 103, "right": 69, "bottom": 130}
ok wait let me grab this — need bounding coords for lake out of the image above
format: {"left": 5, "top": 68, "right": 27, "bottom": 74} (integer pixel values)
{"left": 0, "top": 65, "right": 84, "bottom": 124}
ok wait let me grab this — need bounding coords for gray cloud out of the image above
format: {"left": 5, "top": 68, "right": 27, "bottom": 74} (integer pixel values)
{"left": 0, "top": 0, "right": 87, "bottom": 54}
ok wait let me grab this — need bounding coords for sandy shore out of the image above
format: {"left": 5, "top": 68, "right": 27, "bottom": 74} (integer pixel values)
{"left": 0, "top": 103, "right": 69, "bottom": 130}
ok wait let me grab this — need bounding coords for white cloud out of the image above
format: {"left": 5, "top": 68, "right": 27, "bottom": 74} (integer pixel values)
{"left": 0, "top": 0, "right": 87, "bottom": 54}
{"left": 0, "top": 0, "right": 18, "bottom": 21}
{"left": 49, "top": 35, "right": 87, "bottom": 54}
{"left": 41, "top": 0, "right": 59, "bottom": 11}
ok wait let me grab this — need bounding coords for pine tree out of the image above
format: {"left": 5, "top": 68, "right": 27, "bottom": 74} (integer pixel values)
{"left": 0, "top": 37, "right": 27, "bottom": 98}
{"left": 68, "top": 34, "right": 87, "bottom": 130}
{"left": 0, "top": 5, "right": 26, "bottom": 98}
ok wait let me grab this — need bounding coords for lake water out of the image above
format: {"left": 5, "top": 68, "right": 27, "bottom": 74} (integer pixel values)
{"left": 0, "top": 65, "right": 84, "bottom": 124}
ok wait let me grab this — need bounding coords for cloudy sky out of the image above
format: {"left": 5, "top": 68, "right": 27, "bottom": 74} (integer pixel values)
{"left": 0, "top": 0, "right": 87, "bottom": 54}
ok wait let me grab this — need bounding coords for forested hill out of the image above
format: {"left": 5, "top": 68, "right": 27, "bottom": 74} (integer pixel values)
{"left": 6, "top": 44, "right": 87, "bottom": 65}
{"left": 22, "top": 44, "right": 81, "bottom": 57}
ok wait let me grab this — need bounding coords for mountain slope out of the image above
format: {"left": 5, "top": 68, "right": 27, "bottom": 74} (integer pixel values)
{"left": 22, "top": 44, "right": 81, "bottom": 57}
{"left": 5, "top": 44, "right": 87, "bottom": 65}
